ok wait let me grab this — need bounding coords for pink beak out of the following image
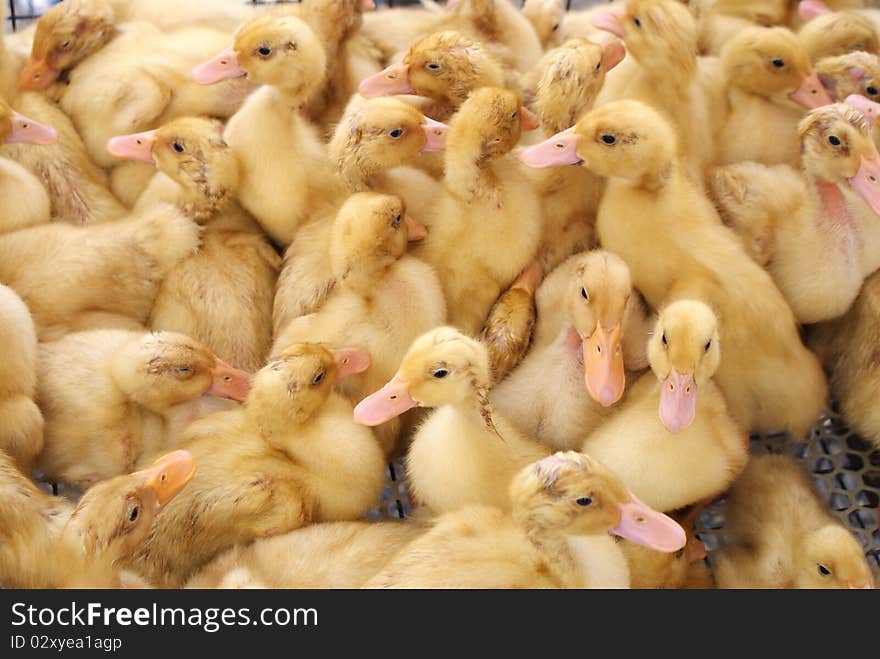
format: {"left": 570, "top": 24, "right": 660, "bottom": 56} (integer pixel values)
{"left": 848, "top": 155, "right": 880, "bottom": 216}
{"left": 798, "top": 0, "right": 830, "bottom": 22}
{"left": 591, "top": 7, "right": 626, "bottom": 39}
{"left": 330, "top": 347, "right": 371, "bottom": 380}
{"left": 192, "top": 47, "right": 247, "bottom": 85}
{"left": 363, "top": 0, "right": 377, "bottom": 10}
{"left": 420, "top": 116, "right": 448, "bottom": 153}
{"left": 520, "top": 106, "right": 540, "bottom": 132}
{"left": 207, "top": 358, "right": 252, "bottom": 402}
{"left": 611, "top": 494, "right": 687, "bottom": 552}
{"left": 583, "top": 323, "right": 625, "bottom": 408}
{"left": 353, "top": 376, "right": 419, "bottom": 426}
{"left": 601, "top": 40, "right": 626, "bottom": 72}
{"left": 5, "top": 111, "right": 58, "bottom": 145}
{"left": 519, "top": 127, "right": 583, "bottom": 168}
{"left": 358, "top": 62, "right": 415, "bottom": 98}
{"left": 404, "top": 214, "right": 428, "bottom": 241}
{"left": 845, "top": 94, "right": 880, "bottom": 128}
{"left": 789, "top": 73, "right": 833, "bottom": 110}
{"left": 106, "top": 129, "right": 158, "bottom": 164}
{"left": 847, "top": 581, "right": 873, "bottom": 589}
{"left": 659, "top": 369, "right": 697, "bottom": 433}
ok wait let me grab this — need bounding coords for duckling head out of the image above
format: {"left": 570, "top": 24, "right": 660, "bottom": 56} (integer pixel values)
{"left": 247, "top": 343, "right": 370, "bottom": 429}
{"left": 647, "top": 300, "right": 720, "bottom": 433}
{"left": 816, "top": 51, "right": 880, "bottom": 102}
{"left": 329, "top": 192, "right": 427, "bottom": 283}
{"left": 354, "top": 327, "right": 493, "bottom": 426}
{"left": 798, "top": 524, "right": 875, "bottom": 589}
{"left": 110, "top": 332, "right": 253, "bottom": 413}
{"left": 522, "top": 0, "right": 565, "bottom": 49}
{"left": 591, "top": 0, "right": 697, "bottom": 80}
{"left": 532, "top": 38, "right": 625, "bottom": 135}
{"left": 521, "top": 99, "right": 677, "bottom": 186}
{"left": 18, "top": 0, "right": 116, "bottom": 91}
{"left": 329, "top": 98, "right": 447, "bottom": 189}
{"left": 61, "top": 450, "right": 195, "bottom": 565}
{"left": 511, "top": 451, "right": 687, "bottom": 552}
{"left": 722, "top": 26, "right": 832, "bottom": 109}
{"left": 799, "top": 103, "right": 880, "bottom": 215}
{"left": 798, "top": 4, "right": 878, "bottom": 63}
{"left": 107, "top": 117, "right": 239, "bottom": 219}
{"left": 0, "top": 100, "right": 58, "bottom": 146}
{"left": 447, "top": 87, "right": 538, "bottom": 162}
{"left": 358, "top": 31, "right": 505, "bottom": 106}
{"left": 193, "top": 15, "right": 326, "bottom": 97}
{"left": 562, "top": 251, "right": 631, "bottom": 408}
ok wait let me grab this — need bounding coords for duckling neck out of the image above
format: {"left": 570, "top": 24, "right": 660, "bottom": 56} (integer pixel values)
{"left": 179, "top": 187, "right": 234, "bottom": 225}
{"left": 525, "top": 528, "right": 630, "bottom": 588}
{"left": 810, "top": 177, "right": 856, "bottom": 235}
{"left": 444, "top": 143, "right": 500, "bottom": 201}
{"left": 635, "top": 160, "right": 679, "bottom": 193}
{"left": 269, "top": 85, "right": 311, "bottom": 112}
{"left": 337, "top": 259, "right": 397, "bottom": 296}
{"left": 450, "top": 386, "right": 503, "bottom": 438}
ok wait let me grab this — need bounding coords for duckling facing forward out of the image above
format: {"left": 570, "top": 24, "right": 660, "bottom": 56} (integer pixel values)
{"left": 713, "top": 454, "right": 874, "bottom": 589}
{"left": 581, "top": 300, "right": 748, "bottom": 513}
{"left": 366, "top": 451, "right": 686, "bottom": 588}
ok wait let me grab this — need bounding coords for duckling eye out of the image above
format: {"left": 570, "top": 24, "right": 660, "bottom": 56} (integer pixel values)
{"left": 312, "top": 371, "right": 325, "bottom": 385}
{"left": 129, "top": 506, "right": 139, "bottom": 522}
{"left": 662, "top": 332, "right": 668, "bottom": 346}
{"left": 389, "top": 128, "right": 404, "bottom": 139}
{"left": 828, "top": 135, "right": 841, "bottom": 146}
{"left": 175, "top": 366, "right": 191, "bottom": 376}
{"left": 633, "top": 17, "right": 642, "bottom": 27}
{"left": 432, "top": 368, "right": 449, "bottom": 379}
{"left": 392, "top": 213, "right": 402, "bottom": 228}
{"left": 704, "top": 340, "right": 712, "bottom": 352}
{"left": 772, "top": 59, "right": 785, "bottom": 68}
{"left": 581, "top": 287, "right": 589, "bottom": 301}
{"left": 601, "top": 134, "right": 616, "bottom": 145}
{"left": 257, "top": 46, "right": 272, "bottom": 57}
{"left": 867, "top": 86, "right": 878, "bottom": 96}
{"left": 511, "top": 111, "right": 518, "bottom": 120}
{"left": 426, "top": 62, "right": 441, "bottom": 71}
{"left": 552, "top": 23, "right": 560, "bottom": 31}
{"left": 575, "top": 496, "right": 593, "bottom": 507}
{"left": 60, "top": 41, "right": 71, "bottom": 50}
{"left": 818, "top": 564, "right": 831, "bottom": 576}
{"left": 595, "top": 60, "right": 602, "bottom": 71}
{"left": 171, "top": 141, "right": 185, "bottom": 153}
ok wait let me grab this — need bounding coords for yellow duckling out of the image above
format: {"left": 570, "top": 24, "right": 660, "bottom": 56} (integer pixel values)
{"left": 130, "top": 343, "right": 385, "bottom": 587}
{"left": 193, "top": 15, "right": 342, "bottom": 246}
{"left": 0, "top": 285, "right": 43, "bottom": 474}
{"left": 1, "top": 448, "right": 194, "bottom": 588}
{"left": 0, "top": 99, "right": 52, "bottom": 233}
{"left": 521, "top": 99, "right": 827, "bottom": 439}
{"left": 107, "top": 117, "right": 280, "bottom": 372}
{"left": 797, "top": 0, "right": 878, "bottom": 62}
{"left": 526, "top": 37, "right": 623, "bottom": 271}
{"left": 815, "top": 51, "right": 880, "bottom": 103}
{"left": 355, "top": 327, "right": 548, "bottom": 513}
{"left": 358, "top": 30, "right": 508, "bottom": 121}
{"left": 582, "top": 300, "right": 748, "bottom": 512}
{"left": 36, "top": 329, "right": 250, "bottom": 487}
{"left": 366, "top": 451, "right": 686, "bottom": 588}
{"left": 708, "top": 103, "right": 880, "bottom": 323}
{"left": 491, "top": 251, "right": 634, "bottom": 451}
{"left": 717, "top": 25, "right": 833, "bottom": 166}
{"left": 273, "top": 192, "right": 446, "bottom": 455}
{"left": 810, "top": 269, "right": 880, "bottom": 451}
{"left": 187, "top": 519, "right": 426, "bottom": 589}
{"left": 522, "top": 0, "right": 566, "bottom": 50}
{"left": 415, "top": 87, "right": 542, "bottom": 336}
{"left": 713, "top": 454, "right": 874, "bottom": 589}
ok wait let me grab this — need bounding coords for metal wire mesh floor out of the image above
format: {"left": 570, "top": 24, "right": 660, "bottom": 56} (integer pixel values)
{"left": 370, "top": 410, "right": 880, "bottom": 583}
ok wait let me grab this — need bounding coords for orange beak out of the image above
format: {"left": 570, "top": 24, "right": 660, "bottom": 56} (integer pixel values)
{"left": 18, "top": 57, "right": 59, "bottom": 92}
{"left": 583, "top": 322, "right": 625, "bottom": 407}
{"left": 137, "top": 450, "right": 196, "bottom": 509}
